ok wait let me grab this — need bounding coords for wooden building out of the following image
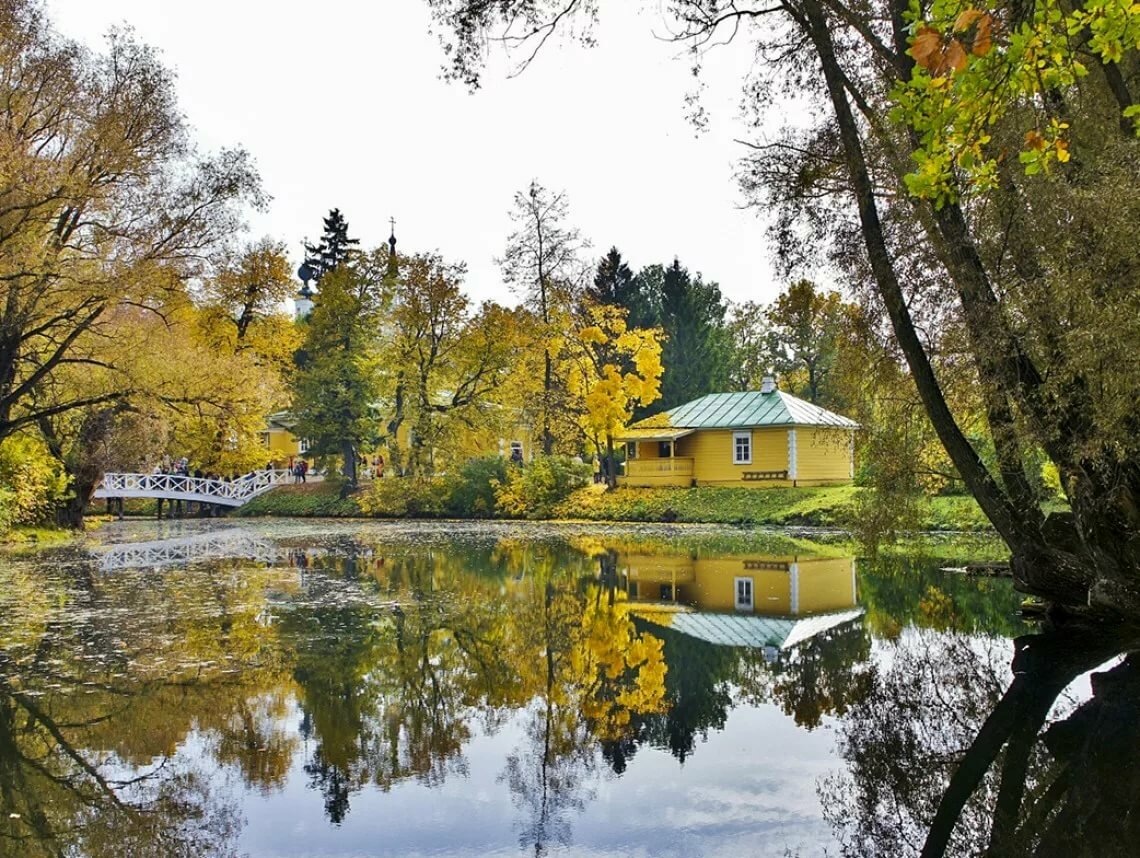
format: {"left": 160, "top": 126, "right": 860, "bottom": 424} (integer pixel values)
{"left": 616, "top": 377, "right": 858, "bottom": 488}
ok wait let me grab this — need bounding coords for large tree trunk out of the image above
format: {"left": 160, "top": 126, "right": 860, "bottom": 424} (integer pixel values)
{"left": 797, "top": 0, "right": 1133, "bottom": 614}
{"left": 341, "top": 439, "right": 357, "bottom": 486}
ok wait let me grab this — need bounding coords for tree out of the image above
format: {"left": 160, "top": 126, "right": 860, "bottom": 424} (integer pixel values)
{"left": 500, "top": 181, "right": 588, "bottom": 454}
{"left": 423, "top": 0, "right": 1140, "bottom": 617}
{"left": 724, "top": 300, "right": 771, "bottom": 392}
{"left": 292, "top": 250, "right": 391, "bottom": 485}
{"left": 34, "top": 297, "right": 288, "bottom": 524}
{"left": 203, "top": 237, "right": 295, "bottom": 343}
{"left": 766, "top": 279, "right": 846, "bottom": 405}
{"left": 0, "top": 1, "right": 262, "bottom": 444}
{"left": 302, "top": 208, "right": 359, "bottom": 281}
{"left": 587, "top": 247, "right": 634, "bottom": 307}
{"left": 564, "top": 302, "right": 664, "bottom": 487}
{"left": 658, "top": 259, "right": 730, "bottom": 410}
{"left": 386, "top": 253, "right": 520, "bottom": 475}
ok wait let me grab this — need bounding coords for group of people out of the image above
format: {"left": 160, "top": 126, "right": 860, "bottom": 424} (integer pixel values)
{"left": 289, "top": 459, "right": 310, "bottom": 483}
{"left": 152, "top": 456, "right": 191, "bottom": 477}
{"left": 361, "top": 454, "right": 385, "bottom": 480}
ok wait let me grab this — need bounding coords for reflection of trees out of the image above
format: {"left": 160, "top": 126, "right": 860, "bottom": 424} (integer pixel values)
{"left": 0, "top": 558, "right": 297, "bottom": 857}
{"left": 759, "top": 618, "right": 872, "bottom": 730}
{"left": 497, "top": 552, "right": 668, "bottom": 856}
{"left": 632, "top": 621, "right": 737, "bottom": 763}
{"left": 822, "top": 624, "right": 1140, "bottom": 857}
{"left": 858, "top": 556, "right": 1029, "bottom": 640}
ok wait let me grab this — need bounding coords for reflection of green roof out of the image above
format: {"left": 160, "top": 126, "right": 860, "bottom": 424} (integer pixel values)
{"left": 638, "top": 608, "right": 864, "bottom": 650}
{"left": 635, "top": 391, "right": 858, "bottom": 430}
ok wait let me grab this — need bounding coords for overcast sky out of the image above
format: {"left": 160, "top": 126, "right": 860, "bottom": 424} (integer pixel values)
{"left": 47, "top": 0, "right": 788, "bottom": 307}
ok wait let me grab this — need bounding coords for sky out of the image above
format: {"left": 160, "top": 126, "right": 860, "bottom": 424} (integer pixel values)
{"left": 46, "top": 0, "right": 786, "bottom": 308}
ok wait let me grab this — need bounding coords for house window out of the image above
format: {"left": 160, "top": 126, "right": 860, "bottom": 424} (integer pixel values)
{"left": 509, "top": 441, "right": 524, "bottom": 462}
{"left": 735, "top": 577, "right": 754, "bottom": 611}
{"left": 659, "top": 583, "right": 674, "bottom": 600}
{"left": 260, "top": 432, "right": 271, "bottom": 449}
{"left": 626, "top": 442, "right": 638, "bottom": 459}
{"left": 299, "top": 438, "right": 311, "bottom": 453}
{"left": 659, "top": 441, "right": 672, "bottom": 457}
{"left": 733, "top": 431, "right": 752, "bottom": 465}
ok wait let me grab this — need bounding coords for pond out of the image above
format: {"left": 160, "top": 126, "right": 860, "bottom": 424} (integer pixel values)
{"left": 0, "top": 519, "right": 1133, "bottom": 857}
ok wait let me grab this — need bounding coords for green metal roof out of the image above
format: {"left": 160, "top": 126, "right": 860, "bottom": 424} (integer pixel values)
{"left": 636, "top": 390, "right": 858, "bottom": 431}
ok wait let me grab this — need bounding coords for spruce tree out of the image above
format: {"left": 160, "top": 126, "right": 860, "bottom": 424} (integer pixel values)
{"left": 657, "top": 258, "right": 730, "bottom": 410}
{"left": 302, "top": 208, "right": 360, "bottom": 280}
{"left": 589, "top": 247, "right": 634, "bottom": 306}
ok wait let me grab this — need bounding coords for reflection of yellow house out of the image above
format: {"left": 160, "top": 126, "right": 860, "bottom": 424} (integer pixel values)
{"left": 618, "top": 553, "right": 857, "bottom": 616}
{"left": 622, "top": 552, "right": 862, "bottom": 653}
{"left": 616, "top": 379, "right": 858, "bottom": 488}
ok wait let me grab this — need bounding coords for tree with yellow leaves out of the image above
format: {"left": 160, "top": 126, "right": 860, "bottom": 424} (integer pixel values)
{"left": 564, "top": 303, "right": 663, "bottom": 488}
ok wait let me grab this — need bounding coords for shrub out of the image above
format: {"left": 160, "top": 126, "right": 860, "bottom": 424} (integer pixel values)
{"left": 446, "top": 456, "right": 508, "bottom": 517}
{"left": 494, "top": 455, "right": 592, "bottom": 519}
{"left": 360, "top": 476, "right": 454, "bottom": 517}
{"left": 0, "top": 434, "right": 68, "bottom": 530}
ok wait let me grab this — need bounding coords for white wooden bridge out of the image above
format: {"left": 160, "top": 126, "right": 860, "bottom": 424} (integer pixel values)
{"left": 93, "top": 469, "right": 295, "bottom": 508}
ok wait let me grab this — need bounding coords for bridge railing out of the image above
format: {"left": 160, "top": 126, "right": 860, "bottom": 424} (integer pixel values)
{"left": 97, "top": 469, "right": 294, "bottom": 505}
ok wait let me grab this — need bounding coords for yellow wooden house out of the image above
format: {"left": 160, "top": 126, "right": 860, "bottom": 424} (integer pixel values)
{"left": 616, "top": 377, "right": 858, "bottom": 488}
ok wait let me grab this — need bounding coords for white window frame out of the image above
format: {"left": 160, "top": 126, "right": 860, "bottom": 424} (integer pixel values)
{"left": 299, "top": 438, "right": 311, "bottom": 453}
{"left": 626, "top": 441, "right": 638, "bottom": 459}
{"left": 733, "top": 431, "right": 752, "bottom": 465}
{"left": 734, "top": 576, "right": 754, "bottom": 611}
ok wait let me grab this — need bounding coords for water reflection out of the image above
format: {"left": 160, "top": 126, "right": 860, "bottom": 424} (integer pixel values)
{"left": 821, "top": 621, "right": 1140, "bottom": 857}
{"left": 7, "top": 522, "right": 1126, "bottom": 855}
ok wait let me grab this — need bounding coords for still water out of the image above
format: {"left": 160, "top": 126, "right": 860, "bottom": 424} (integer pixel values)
{"left": 0, "top": 519, "right": 1132, "bottom": 857}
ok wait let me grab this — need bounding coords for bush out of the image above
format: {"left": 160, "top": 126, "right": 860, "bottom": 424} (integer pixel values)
{"left": 359, "top": 476, "right": 454, "bottom": 517}
{"left": 0, "top": 434, "right": 69, "bottom": 530}
{"left": 494, "top": 455, "right": 592, "bottom": 519}
{"left": 446, "top": 456, "right": 508, "bottom": 517}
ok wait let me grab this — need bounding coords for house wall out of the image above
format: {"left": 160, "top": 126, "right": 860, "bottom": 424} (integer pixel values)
{"left": 676, "top": 428, "right": 788, "bottom": 486}
{"left": 794, "top": 427, "right": 855, "bottom": 486}
{"left": 264, "top": 427, "right": 303, "bottom": 463}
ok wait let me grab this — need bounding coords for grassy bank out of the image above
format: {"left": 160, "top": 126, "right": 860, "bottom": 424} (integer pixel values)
{"left": 0, "top": 525, "right": 76, "bottom": 551}
{"left": 555, "top": 485, "right": 996, "bottom": 531}
{"left": 237, "top": 480, "right": 365, "bottom": 517}
{"left": 235, "top": 480, "right": 999, "bottom": 532}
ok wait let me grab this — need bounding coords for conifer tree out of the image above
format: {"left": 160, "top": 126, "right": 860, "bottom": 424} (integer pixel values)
{"left": 657, "top": 259, "right": 730, "bottom": 410}
{"left": 292, "top": 251, "right": 390, "bottom": 485}
{"left": 302, "top": 209, "right": 360, "bottom": 281}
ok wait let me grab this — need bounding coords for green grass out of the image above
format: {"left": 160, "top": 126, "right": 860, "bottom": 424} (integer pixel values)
{"left": 236, "top": 480, "right": 366, "bottom": 517}
{"left": 0, "top": 525, "right": 77, "bottom": 551}
{"left": 233, "top": 478, "right": 1020, "bottom": 535}
{"left": 554, "top": 484, "right": 1001, "bottom": 532}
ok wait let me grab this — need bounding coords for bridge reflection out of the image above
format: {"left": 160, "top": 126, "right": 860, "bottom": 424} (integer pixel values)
{"left": 94, "top": 528, "right": 293, "bottom": 572}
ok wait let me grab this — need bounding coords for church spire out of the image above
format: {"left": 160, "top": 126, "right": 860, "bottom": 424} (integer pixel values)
{"left": 386, "top": 216, "right": 398, "bottom": 282}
